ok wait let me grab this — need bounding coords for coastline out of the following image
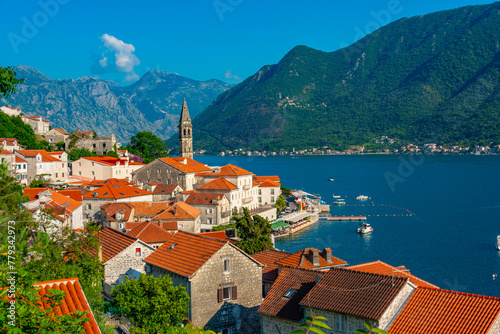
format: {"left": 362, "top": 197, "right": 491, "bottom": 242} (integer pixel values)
{"left": 273, "top": 214, "right": 319, "bottom": 239}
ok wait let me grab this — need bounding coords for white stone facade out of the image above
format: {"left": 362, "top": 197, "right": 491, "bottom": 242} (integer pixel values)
{"left": 72, "top": 157, "right": 143, "bottom": 181}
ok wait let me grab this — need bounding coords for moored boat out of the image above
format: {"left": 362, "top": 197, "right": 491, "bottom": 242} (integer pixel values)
{"left": 356, "top": 195, "right": 369, "bottom": 201}
{"left": 333, "top": 199, "right": 346, "bottom": 206}
{"left": 497, "top": 235, "right": 500, "bottom": 251}
{"left": 357, "top": 223, "right": 373, "bottom": 234}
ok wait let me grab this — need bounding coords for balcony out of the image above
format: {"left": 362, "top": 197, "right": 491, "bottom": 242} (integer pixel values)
{"left": 242, "top": 197, "right": 253, "bottom": 204}
{"left": 243, "top": 184, "right": 251, "bottom": 190}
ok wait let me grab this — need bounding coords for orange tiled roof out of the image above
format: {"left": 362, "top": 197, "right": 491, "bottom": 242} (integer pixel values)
{"left": 153, "top": 184, "right": 181, "bottom": 194}
{"left": 99, "top": 227, "right": 138, "bottom": 261}
{"left": 301, "top": 267, "right": 409, "bottom": 321}
{"left": 125, "top": 222, "right": 144, "bottom": 230}
{"left": 34, "top": 277, "right": 100, "bottom": 334}
{"left": 0, "top": 149, "right": 13, "bottom": 155}
{"left": 152, "top": 202, "right": 201, "bottom": 221}
{"left": 276, "top": 248, "right": 347, "bottom": 269}
{"left": 24, "top": 115, "right": 49, "bottom": 122}
{"left": 0, "top": 138, "right": 18, "bottom": 146}
{"left": 196, "top": 177, "right": 238, "bottom": 191}
{"left": 82, "top": 156, "right": 144, "bottom": 166}
{"left": 24, "top": 187, "right": 50, "bottom": 201}
{"left": 89, "top": 178, "right": 134, "bottom": 187}
{"left": 158, "top": 221, "right": 178, "bottom": 231}
{"left": 254, "top": 175, "right": 281, "bottom": 183}
{"left": 58, "top": 189, "right": 83, "bottom": 202}
{"left": 347, "top": 260, "right": 438, "bottom": 289}
{"left": 15, "top": 155, "right": 27, "bottom": 163}
{"left": 83, "top": 184, "right": 152, "bottom": 200}
{"left": 131, "top": 202, "right": 173, "bottom": 216}
{"left": 101, "top": 202, "right": 134, "bottom": 222}
{"left": 159, "top": 157, "right": 211, "bottom": 173}
{"left": 197, "top": 164, "right": 252, "bottom": 177}
{"left": 252, "top": 249, "right": 292, "bottom": 282}
{"left": 126, "top": 221, "right": 173, "bottom": 243}
{"left": 144, "top": 231, "right": 227, "bottom": 277}
{"left": 16, "top": 150, "right": 61, "bottom": 162}
{"left": 185, "top": 193, "right": 226, "bottom": 205}
{"left": 54, "top": 128, "right": 69, "bottom": 135}
{"left": 23, "top": 188, "right": 82, "bottom": 214}
{"left": 258, "top": 179, "right": 281, "bottom": 188}
{"left": 257, "top": 266, "right": 321, "bottom": 321}
{"left": 388, "top": 287, "right": 500, "bottom": 334}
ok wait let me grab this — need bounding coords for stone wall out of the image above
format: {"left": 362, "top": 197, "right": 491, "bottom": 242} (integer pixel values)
{"left": 488, "top": 314, "right": 500, "bottom": 334}
{"left": 66, "top": 135, "right": 116, "bottom": 156}
{"left": 379, "top": 282, "right": 415, "bottom": 329}
{"left": 304, "top": 307, "right": 367, "bottom": 334}
{"left": 133, "top": 160, "right": 187, "bottom": 190}
{"left": 261, "top": 314, "right": 302, "bottom": 334}
{"left": 104, "top": 241, "right": 154, "bottom": 287}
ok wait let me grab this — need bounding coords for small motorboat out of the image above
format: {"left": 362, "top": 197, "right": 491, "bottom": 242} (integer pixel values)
{"left": 356, "top": 195, "right": 369, "bottom": 201}
{"left": 357, "top": 223, "right": 373, "bottom": 234}
{"left": 334, "top": 199, "right": 346, "bottom": 206}
{"left": 333, "top": 194, "right": 341, "bottom": 199}
{"left": 497, "top": 235, "right": 500, "bottom": 251}
{"left": 328, "top": 178, "right": 334, "bottom": 181}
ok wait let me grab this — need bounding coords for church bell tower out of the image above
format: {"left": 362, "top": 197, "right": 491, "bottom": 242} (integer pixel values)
{"left": 179, "top": 98, "right": 193, "bottom": 159}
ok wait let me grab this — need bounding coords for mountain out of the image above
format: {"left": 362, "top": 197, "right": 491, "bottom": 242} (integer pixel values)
{"left": 2, "top": 66, "right": 232, "bottom": 143}
{"left": 180, "top": 2, "right": 500, "bottom": 153}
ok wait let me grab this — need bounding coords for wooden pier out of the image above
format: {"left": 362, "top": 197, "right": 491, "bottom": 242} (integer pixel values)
{"left": 327, "top": 216, "right": 367, "bottom": 221}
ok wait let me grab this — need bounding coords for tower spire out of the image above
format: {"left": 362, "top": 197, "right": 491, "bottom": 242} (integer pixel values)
{"left": 179, "top": 98, "right": 193, "bottom": 159}
{"left": 180, "top": 98, "right": 191, "bottom": 122}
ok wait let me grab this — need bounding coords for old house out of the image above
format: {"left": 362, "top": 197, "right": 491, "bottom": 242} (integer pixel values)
{"left": 126, "top": 221, "right": 173, "bottom": 249}
{"left": 72, "top": 156, "right": 145, "bottom": 181}
{"left": 0, "top": 149, "right": 15, "bottom": 172}
{"left": 14, "top": 155, "right": 28, "bottom": 185}
{"left": 255, "top": 179, "right": 281, "bottom": 206}
{"left": 132, "top": 157, "right": 212, "bottom": 190}
{"left": 145, "top": 231, "right": 263, "bottom": 333}
{"left": 258, "top": 267, "right": 416, "bottom": 333}
{"left": 0, "top": 138, "right": 21, "bottom": 152}
{"left": 66, "top": 131, "right": 117, "bottom": 156}
{"left": 15, "top": 150, "right": 68, "bottom": 183}
{"left": 45, "top": 128, "right": 69, "bottom": 146}
{"left": 99, "top": 227, "right": 155, "bottom": 297}
{"left": 100, "top": 201, "right": 174, "bottom": 230}
{"left": 185, "top": 192, "right": 231, "bottom": 231}
{"left": 21, "top": 115, "right": 50, "bottom": 135}
{"left": 142, "top": 183, "right": 183, "bottom": 201}
{"left": 151, "top": 201, "right": 202, "bottom": 233}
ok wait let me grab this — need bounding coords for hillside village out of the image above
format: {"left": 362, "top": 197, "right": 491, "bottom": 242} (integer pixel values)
{"left": 2, "top": 101, "right": 500, "bottom": 334}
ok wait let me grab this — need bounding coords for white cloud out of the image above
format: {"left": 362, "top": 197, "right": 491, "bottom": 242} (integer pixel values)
{"left": 225, "top": 69, "right": 241, "bottom": 81}
{"left": 98, "top": 34, "right": 140, "bottom": 81}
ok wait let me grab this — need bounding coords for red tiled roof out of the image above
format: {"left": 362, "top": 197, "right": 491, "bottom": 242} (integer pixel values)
{"left": 254, "top": 175, "right": 281, "bottom": 183}
{"left": 54, "top": 128, "right": 69, "bottom": 135}
{"left": 158, "top": 221, "right": 178, "bottom": 231}
{"left": 251, "top": 249, "right": 292, "bottom": 282}
{"left": 125, "top": 222, "right": 144, "bottom": 230}
{"left": 23, "top": 188, "right": 82, "bottom": 214}
{"left": 15, "top": 155, "right": 27, "bottom": 163}
{"left": 0, "top": 138, "right": 18, "bottom": 146}
{"left": 101, "top": 202, "right": 134, "bottom": 222}
{"left": 388, "top": 287, "right": 500, "bottom": 334}
{"left": 152, "top": 202, "right": 201, "bottom": 221}
{"left": 185, "top": 193, "right": 226, "bottom": 205}
{"left": 99, "top": 227, "right": 138, "bottom": 261}
{"left": 197, "top": 164, "right": 252, "bottom": 177}
{"left": 301, "top": 267, "right": 409, "bottom": 321}
{"left": 81, "top": 156, "right": 144, "bottom": 166}
{"left": 83, "top": 184, "right": 152, "bottom": 200}
{"left": 257, "top": 267, "right": 321, "bottom": 321}
{"left": 144, "top": 231, "right": 227, "bottom": 277}
{"left": 276, "top": 248, "right": 347, "bottom": 269}
{"left": 24, "top": 115, "right": 49, "bottom": 122}
{"left": 258, "top": 179, "right": 281, "bottom": 188}
{"left": 198, "top": 231, "right": 228, "bottom": 240}
{"left": 153, "top": 184, "right": 181, "bottom": 194}
{"left": 131, "top": 202, "right": 173, "bottom": 216}
{"left": 89, "top": 179, "right": 134, "bottom": 187}
{"left": 159, "top": 157, "right": 211, "bottom": 173}
{"left": 16, "top": 150, "right": 61, "bottom": 162}
{"left": 0, "top": 149, "right": 13, "bottom": 155}
{"left": 126, "top": 221, "right": 173, "bottom": 244}
{"left": 34, "top": 277, "right": 100, "bottom": 334}
{"left": 24, "top": 187, "right": 50, "bottom": 201}
{"left": 197, "top": 177, "right": 238, "bottom": 191}
{"left": 347, "top": 260, "right": 438, "bottom": 289}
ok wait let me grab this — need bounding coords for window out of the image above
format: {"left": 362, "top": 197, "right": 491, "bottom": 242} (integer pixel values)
{"left": 56, "top": 173, "right": 58, "bottom": 178}
{"left": 78, "top": 162, "right": 81, "bottom": 167}
{"left": 87, "top": 204, "right": 92, "bottom": 209}
{"left": 221, "top": 329, "right": 231, "bottom": 334}
{"left": 223, "top": 287, "right": 231, "bottom": 300}
{"left": 135, "top": 248, "right": 141, "bottom": 257}
{"left": 118, "top": 223, "right": 123, "bottom": 229}
{"left": 206, "top": 208, "right": 213, "bottom": 214}
{"left": 271, "top": 197, "right": 275, "bottom": 203}
{"left": 62, "top": 163, "right": 65, "bottom": 168}
{"left": 258, "top": 189, "right": 262, "bottom": 195}
{"left": 91, "top": 162, "right": 94, "bottom": 166}
{"left": 92, "top": 171, "right": 95, "bottom": 176}
{"left": 271, "top": 189, "right": 275, "bottom": 195}
{"left": 177, "top": 176, "right": 180, "bottom": 181}
{"left": 62, "top": 173, "right": 64, "bottom": 177}
{"left": 283, "top": 289, "right": 296, "bottom": 298}
{"left": 147, "top": 169, "right": 150, "bottom": 174}
{"left": 157, "top": 169, "right": 160, "bottom": 174}
{"left": 335, "top": 314, "right": 346, "bottom": 332}
{"left": 224, "top": 259, "right": 230, "bottom": 272}
{"left": 258, "top": 197, "right": 262, "bottom": 203}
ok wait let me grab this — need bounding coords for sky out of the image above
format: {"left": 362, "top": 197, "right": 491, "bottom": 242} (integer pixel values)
{"left": 0, "top": 0, "right": 496, "bottom": 85}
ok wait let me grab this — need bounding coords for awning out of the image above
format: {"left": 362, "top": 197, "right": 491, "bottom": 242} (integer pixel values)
{"left": 281, "top": 211, "right": 311, "bottom": 223}
{"left": 271, "top": 221, "right": 290, "bottom": 230}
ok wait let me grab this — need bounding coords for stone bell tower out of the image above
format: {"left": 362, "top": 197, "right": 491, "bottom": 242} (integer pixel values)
{"left": 179, "top": 98, "right": 193, "bottom": 159}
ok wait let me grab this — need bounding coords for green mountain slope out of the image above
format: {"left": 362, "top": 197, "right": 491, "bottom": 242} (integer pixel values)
{"left": 175, "top": 2, "right": 500, "bottom": 153}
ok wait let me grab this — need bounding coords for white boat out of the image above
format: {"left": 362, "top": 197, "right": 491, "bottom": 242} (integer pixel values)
{"left": 328, "top": 178, "right": 335, "bottom": 181}
{"left": 357, "top": 223, "right": 373, "bottom": 234}
{"left": 356, "top": 195, "right": 369, "bottom": 201}
{"left": 333, "top": 199, "right": 345, "bottom": 206}
{"left": 497, "top": 235, "right": 500, "bottom": 251}
{"left": 333, "top": 194, "right": 341, "bottom": 199}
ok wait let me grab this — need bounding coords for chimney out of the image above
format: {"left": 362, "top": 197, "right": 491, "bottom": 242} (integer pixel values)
{"left": 312, "top": 250, "right": 320, "bottom": 267}
{"left": 182, "top": 158, "right": 187, "bottom": 165}
{"left": 98, "top": 245, "right": 103, "bottom": 262}
{"left": 324, "top": 248, "right": 332, "bottom": 263}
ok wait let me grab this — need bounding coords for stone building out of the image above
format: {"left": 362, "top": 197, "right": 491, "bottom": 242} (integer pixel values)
{"left": 179, "top": 99, "right": 193, "bottom": 159}
{"left": 45, "top": 128, "right": 69, "bottom": 146}
{"left": 142, "top": 183, "right": 183, "bottom": 201}
{"left": 100, "top": 201, "right": 174, "bottom": 230}
{"left": 145, "top": 231, "right": 263, "bottom": 333}
{"left": 126, "top": 221, "right": 173, "bottom": 249}
{"left": 150, "top": 201, "right": 202, "bottom": 233}
{"left": 132, "top": 157, "right": 212, "bottom": 191}
{"left": 66, "top": 131, "right": 117, "bottom": 156}
{"left": 185, "top": 192, "right": 231, "bottom": 231}
{"left": 99, "top": 227, "right": 155, "bottom": 297}
{"left": 72, "top": 156, "right": 145, "bottom": 181}
{"left": 258, "top": 267, "right": 417, "bottom": 334}
{"left": 0, "top": 138, "right": 21, "bottom": 152}
{"left": 15, "top": 150, "right": 69, "bottom": 183}
{"left": 21, "top": 115, "right": 50, "bottom": 135}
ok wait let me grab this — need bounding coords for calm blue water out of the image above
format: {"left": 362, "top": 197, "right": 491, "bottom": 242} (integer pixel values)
{"left": 196, "top": 154, "right": 500, "bottom": 297}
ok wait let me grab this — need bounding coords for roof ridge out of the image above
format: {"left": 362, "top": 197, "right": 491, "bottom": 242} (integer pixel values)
{"left": 330, "top": 266, "right": 410, "bottom": 282}
{"left": 254, "top": 249, "right": 292, "bottom": 256}
{"left": 418, "top": 287, "right": 500, "bottom": 301}
{"left": 179, "top": 230, "right": 227, "bottom": 244}
{"left": 281, "top": 265, "right": 324, "bottom": 274}
{"left": 102, "top": 226, "right": 138, "bottom": 242}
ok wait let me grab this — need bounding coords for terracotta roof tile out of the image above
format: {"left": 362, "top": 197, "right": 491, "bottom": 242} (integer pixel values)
{"left": 126, "top": 221, "right": 173, "bottom": 243}
{"left": 197, "top": 164, "right": 252, "bottom": 177}
{"left": 301, "top": 267, "right": 409, "bottom": 321}
{"left": 0, "top": 149, "right": 13, "bottom": 155}
{"left": 16, "top": 150, "right": 61, "bottom": 162}
{"left": 0, "top": 138, "right": 18, "bottom": 146}
{"left": 130, "top": 202, "right": 172, "bottom": 216}
{"left": 15, "top": 156, "right": 27, "bottom": 163}
{"left": 196, "top": 177, "right": 238, "bottom": 191}
{"left": 99, "top": 227, "right": 138, "bottom": 261}
{"left": 258, "top": 179, "right": 281, "bottom": 188}
{"left": 81, "top": 156, "right": 144, "bottom": 166}
{"left": 159, "top": 157, "right": 212, "bottom": 173}
{"left": 153, "top": 184, "right": 181, "bottom": 194}
{"left": 88, "top": 179, "right": 134, "bottom": 187}
{"left": 152, "top": 202, "right": 201, "bottom": 221}
{"left": 34, "top": 277, "right": 100, "bottom": 334}
{"left": 185, "top": 193, "right": 226, "bottom": 205}
{"left": 252, "top": 249, "right": 292, "bottom": 282}
{"left": 257, "top": 267, "right": 320, "bottom": 321}
{"left": 23, "top": 188, "right": 82, "bottom": 214}
{"left": 158, "top": 221, "right": 178, "bottom": 231}
{"left": 83, "top": 184, "right": 151, "bottom": 200}
{"left": 54, "top": 128, "right": 69, "bottom": 135}
{"left": 347, "top": 260, "right": 438, "bottom": 289}
{"left": 198, "top": 231, "right": 228, "bottom": 240}
{"left": 276, "top": 248, "right": 347, "bottom": 269}
{"left": 388, "top": 287, "right": 500, "bottom": 334}
{"left": 24, "top": 187, "right": 50, "bottom": 201}
{"left": 144, "top": 231, "right": 227, "bottom": 277}
{"left": 101, "top": 203, "right": 134, "bottom": 222}
{"left": 254, "top": 175, "right": 281, "bottom": 183}
{"left": 58, "top": 189, "right": 83, "bottom": 202}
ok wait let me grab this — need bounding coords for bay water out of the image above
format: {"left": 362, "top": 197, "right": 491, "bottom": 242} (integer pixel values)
{"left": 196, "top": 154, "right": 500, "bottom": 297}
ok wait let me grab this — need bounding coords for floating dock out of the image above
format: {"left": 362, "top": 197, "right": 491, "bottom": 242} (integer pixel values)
{"left": 327, "top": 216, "right": 367, "bottom": 221}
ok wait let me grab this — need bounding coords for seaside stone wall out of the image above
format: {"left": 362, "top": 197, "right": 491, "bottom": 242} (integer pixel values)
{"left": 104, "top": 241, "right": 154, "bottom": 287}
{"left": 379, "top": 282, "right": 416, "bottom": 329}
{"left": 260, "top": 314, "right": 302, "bottom": 333}
{"left": 133, "top": 160, "right": 187, "bottom": 190}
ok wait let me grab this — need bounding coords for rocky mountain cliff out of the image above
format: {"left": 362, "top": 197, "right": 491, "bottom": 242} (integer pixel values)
{"left": 2, "top": 66, "right": 232, "bottom": 143}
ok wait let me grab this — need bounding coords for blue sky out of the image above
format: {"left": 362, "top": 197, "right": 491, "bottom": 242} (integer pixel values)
{"left": 0, "top": 0, "right": 496, "bottom": 85}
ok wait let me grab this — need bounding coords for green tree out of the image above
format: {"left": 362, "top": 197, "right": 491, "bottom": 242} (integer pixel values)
{"left": 0, "top": 162, "right": 26, "bottom": 213}
{"left": 275, "top": 194, "right": 287, "bottom": 214}
{"left": 235, "top": 208, "right": 273, "bottom": 255}
{"left": 354, "top": 321, "right": 389, "bottom": 334}
{"left": 0, "top": 66, "right": 25, "bottom": 98}
{"left": 290, "top": 313, "right": 331, "bottom": 334}
{"left": 68, "top": 147, "right": 98, "bottom": 161}
{"left": 129, "top": 131, "right": 170, "bottom": 164}
{"left": 55, "top": 141, "right": 65, "bottom": 150}
{"left": 111, "top": 274, "right": 190, "bottom": 333}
